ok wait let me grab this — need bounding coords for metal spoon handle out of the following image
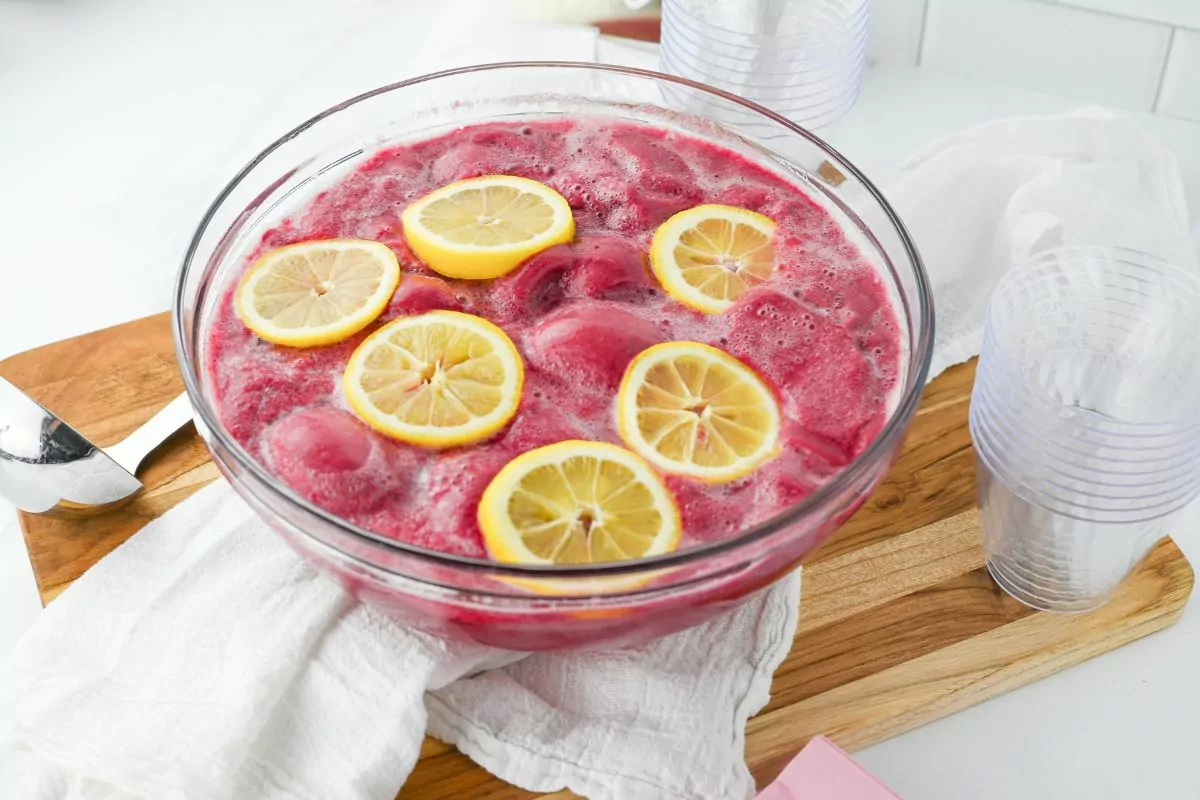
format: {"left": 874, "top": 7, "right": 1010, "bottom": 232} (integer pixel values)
{"left": 104, "top": 393, "right": 194, "bottom": 476}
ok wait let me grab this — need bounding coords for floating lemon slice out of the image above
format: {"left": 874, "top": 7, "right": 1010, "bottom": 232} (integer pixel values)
{"left": 236, "top": 239, "right": 401, "bottom": 347}
{"left": 650, "top": 204, "right": 776, "bottom": 314}
{"left": 479, "top": 440, "right": 681, "bottom": 567}
{"left": 401, "top": 175, "right": 575, "bottom": 280}
{"left": 343, "top": 310, "right": 524, "bottom": 448}
{"left": 617, "top": 342, "right": 781, "bottom": 482}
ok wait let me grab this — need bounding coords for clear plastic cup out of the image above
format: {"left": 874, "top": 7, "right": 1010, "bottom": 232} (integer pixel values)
{"left": 658, "top": 47, "right": 865, "bottom": 110}
{"left": 969, "top": 246, "right": 1200, "bottom": 612}
{"left": 663, "top": 3, "right": 868, "bottom": 61}
{"left": 659, "top": 0, "right": 867, "bottom": 130}
{"left": 659, "top": 73, "right": 862, "bottom": 137}
{"left": 658, "top": 49, "right": 865, "bottom": 134}
{"left": 659, "top": 35, "right": 866, "bottom": 92}
{"left": 666, "top": 0, "right": 868, "bottom": 44}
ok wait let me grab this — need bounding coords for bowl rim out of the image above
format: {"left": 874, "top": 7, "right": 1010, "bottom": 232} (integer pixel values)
{"left": 173, "top": 60, "right": 935, "bottom": 581}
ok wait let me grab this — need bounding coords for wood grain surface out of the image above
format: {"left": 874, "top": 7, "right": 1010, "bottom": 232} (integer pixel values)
{"left": 1, "top": 311, "right": 1192, "bottom": 798}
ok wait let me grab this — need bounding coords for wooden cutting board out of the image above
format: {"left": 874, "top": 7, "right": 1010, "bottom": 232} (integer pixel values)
{"left": 1, "top": 311, "right": 1192, "bottom": 798}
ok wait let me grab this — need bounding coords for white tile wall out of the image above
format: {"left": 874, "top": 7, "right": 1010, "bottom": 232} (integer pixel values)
{"left": 1054, "top": 0, "right": 1200, "bottom": 31}
{"left": 1157, "top": 28, "right": 1200, "bottom": 121}
{"left": 922, "top": 0, "right": 1173, "bottom": 110}
{"left": 867, "top": 0, "right": 927, "bottom": 65}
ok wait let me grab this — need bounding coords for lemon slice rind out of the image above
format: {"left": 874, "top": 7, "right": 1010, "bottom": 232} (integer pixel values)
{"left": 236, "top": 239, "right": 401, "bottom": 347}
{"left": 343, "top": 310, "right": 524, "bottom": 448}
{"left": 617, "top": 341, "right": 781, "bottom": 482}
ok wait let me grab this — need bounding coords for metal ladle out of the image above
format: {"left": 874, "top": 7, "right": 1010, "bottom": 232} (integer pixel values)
{"left": 0, "top": 377, "right": 194, "bottom": 514}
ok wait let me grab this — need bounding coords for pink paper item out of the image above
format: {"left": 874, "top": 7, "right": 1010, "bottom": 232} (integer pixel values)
{"left": 756, "top": 736, "right": 902, "bottom": 799}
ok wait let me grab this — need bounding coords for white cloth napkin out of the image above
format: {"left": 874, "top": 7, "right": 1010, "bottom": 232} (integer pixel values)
{"left": 888, "top": 108, "right": 1199, "bottom": 378}
{"left": 1, "top": 481, "right": 798, "bottom": 800}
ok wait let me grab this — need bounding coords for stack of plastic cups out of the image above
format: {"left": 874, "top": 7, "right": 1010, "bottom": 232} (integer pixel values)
{"left": 659, "top": 0, "right": 868, "bottom": 133}
{"left": 969, "top": 246, "right": 1200, "bottom": 613}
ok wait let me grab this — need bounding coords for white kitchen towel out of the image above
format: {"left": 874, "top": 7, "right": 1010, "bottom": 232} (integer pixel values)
{"left": 888, "top": 108, "right": 1199, "bottom": 379}
{"left": 1, "top": 481, "right": 798, "bottom": 800}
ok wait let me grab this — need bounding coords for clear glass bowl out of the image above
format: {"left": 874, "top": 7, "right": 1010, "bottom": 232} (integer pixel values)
{"left": 174, "top": 62, "right": 934, "bottom": 651}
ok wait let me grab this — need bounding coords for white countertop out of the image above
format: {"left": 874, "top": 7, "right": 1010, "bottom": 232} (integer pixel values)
{"left": 2, "top": 1, "right": 1198, "bottom": 797}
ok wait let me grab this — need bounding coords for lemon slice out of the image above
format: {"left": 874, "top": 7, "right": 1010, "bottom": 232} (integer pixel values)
{"left": 343, "top": 310, "right": 524, "bottom": 448}
{"left": 650, "top": 204, "right": 776, "bottom": 314}
{"left": 401, "top": 175, "right": 575, "bottom": 280}
{"left": 617, "top": 342, "right": 781, "bottom": 482}
{"left": 479, "top": 440, "right": 681, "bottom": 566}
{"left": 235, "top": 239, "right": 401, "bottom": 347}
